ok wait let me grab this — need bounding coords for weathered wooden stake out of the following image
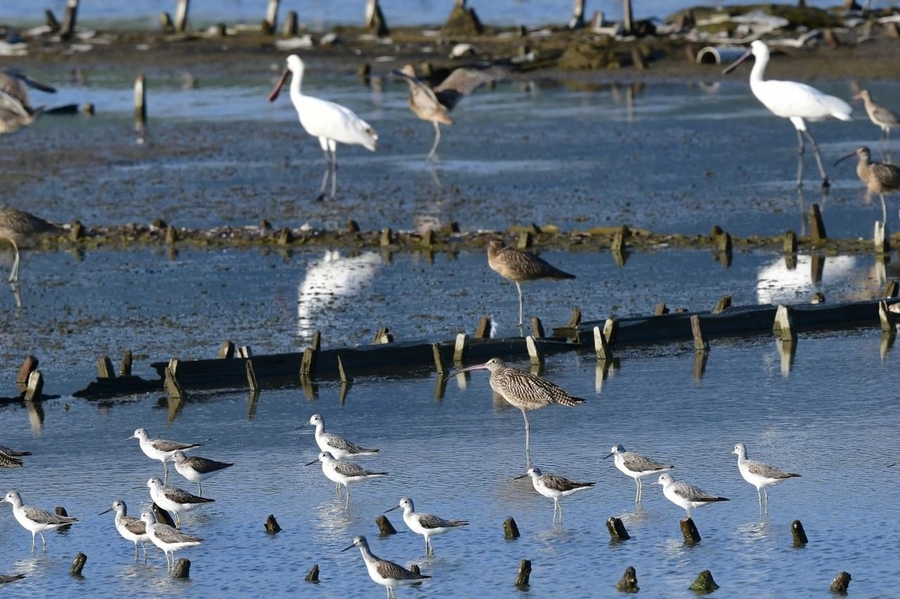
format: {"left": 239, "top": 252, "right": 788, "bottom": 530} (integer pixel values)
{"left": 409, "top": 564, "right": 421, "bottom": 576}
{"left": 517, "top": 231, "right": 532, "bottom": 250}
{"left": 431, "top": 344, "right": 445, "bottom": 375}
{"left": 246, "top": 359, "right": 258, "bottom": 392}
{"left": 603, "top": 317, "right": 618, "bottom": 346}
{"left": 300, "top": 347, "right": 316, "bottom": 377}
{"left": 364, "top": 0, "right": 390, "bottom": 37}
{"left": 305, "top": 564, "right": 319, "bottom": 582}
{"left": 808, "top": 203, "right": 827, "bottom": 241}
{"left": 514, "top": 559, "right": 531, "bottom": 587}
{"left": 380, "top": 228, "right": 393, "bottom": 246}
{"left": 164, "top": 359, "right": 183, "bottom": 400}
{"left": 337, "top": 356, "right": 349, "bottom": 384}
{"left": 616, "top": 565, "right": 638, "bottom": 592}
{"left": 276, "top": 227, "right": 293, "bottom": 245}
{"left": 654, "top": 302, "right": 669, "bottom": 315}
{"left": 175, "top": 0, "right": 190, "bottom": 32}
{"left": 311, "top": 331, "right": 322, "bottom": 351}
{"left": 622, "top": 0, "right": 634, "bottom": 34}
{"left": 569, "top": 0, "right": 586, "bottom": 29}
{"left": 593, "top": 326, "right": 613, "bottom": 362}
{"left": 526, "top": 336, "right": 543, "bottom": 366}
{"left": 791, "top": 519, "right": 808, "bottom": 546}
{"left": 503, "top": 517, "right": 520, "bottom": 539}
{"left": 265, "top": 514, "right": 281, "bottom": 534}
{"left": 567, "top": 307, "right": 582, "bottom": 328}
{"left": 24, "top": 370, "right": 44, "bottom": 402}
{"left": 373, "top": 327, "right": 393, "bottom": 344}
{"left": 453, "top": 333, "right": 467, "bottom": 363}
{"left": 783, "top": 230, "right": 798, "bottom": 254}
{"left": 875, "top": 220, "right": 890, "bottom": 254}
{"left": 376, "top": 514, "right": 397, "bottom": 535}
{"left": 773, "top": 305, "right": 796, "bottom": 341}
{"left": 531, "top": 317, "right": 544, "bottom": 339}
{"left": 690, "top": 314, "right": 709, "bottom": 352}
{"left": 884, "top": 280, "right": 899, "bottom": 298}
{"left": 152, "top": 502, "right": 176, "bottom": 527}
{"left": 689, "top": 570, "right": 719, "bottom": 593}
{"left": 282, "top": 10, "right": 298, "bottom": 36}
{"left": 606, "top": 517, "right": 630, "bottom": 541}
{"left": 878, "top": 300, "right": 896, "bottom": 332}
{"left": 680, "top": 517, "right": 701, "bottom": 544}
{"left": 474, "top": 316, "right": 492, "bottom": 339}
{"left": 70, "top": 220, "right": 85, "bottom": 240}
{"left": 16, "top": 355, "right": 38, "bottom": 393}
{"left": 217, "top": 341, "right": 235, "bottom": 359}
{"left": 119, "top": 350, "right": 133, "bottom": 376}
{"left": 60, "top": 0, "right": 79, "bottom": 39}
{"left": 611, "top": 230, "right": 625, "bottom": 253}
{"left": 829, "top": 571, "right": 851, "bottom": 593}
{"left": 172, "top": 558, "right": 190, "bottom": 578}
{"left": 46, "top": 9, "right": 60, "bottom": 32}
{"left": 70, "top": 552, "right": 87, "bottom": 577}
{"left": 97, "top": 356, "right": 115, "bottom": 378}
{"left": 236, "top": 346, "right": 253, "bottom": 359}
{"left": 263, "top": 0, "right": 280, "bottom": 34}
{"left": 693, "top": 349, "right": 708, "bottom": 381}
{"left": 134, "top": 74, "right": 147, "bottom": 129}
{"left": 713, "top": 295, "right": 731, "bottom": 313}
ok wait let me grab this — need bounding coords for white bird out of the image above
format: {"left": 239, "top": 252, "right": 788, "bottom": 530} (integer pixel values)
{"left": 656, "top": 472, "right": 729, "bottom": 518}
{"left": 307, "top": 413, "right": 379, "bottom": 461}
{"left": 515, "top": 466, "right": 594, "bottom": 524}
{"left": 305, "top": 451, "right": 386, "bottom": 507}
{"left": 140, "top": 510, "right": 202, "bottom": 570}
{"left": 100, "top": 500, "right": 149, "bottom": 561}
{"left": 385, "top": 497, "right": 468, "bottom": 555}
{"left": 171, "top": 450, "right": 233, "bottom": 497}
{"left": 128, "top": 427, "right": 202, "bottom": 482}
{"left": 268, "top": 54, "right": 378, "bottom": 201}
{"left": 341, "top": 535, "right": 430, "bottom": 599}
{"left": 2, "top": 490, "right": 77, "bottom": 552}
{"left": 604, "top": 444, "right": 674, "bottom": 502}
{"left": 733, "top": 443, "right": 800, "bottom": 509}
{"left": 724, "top": 40, "right": 852, "bottom": 190}
{"left": 147, "top": 477, "right": 214, "bottom": 528}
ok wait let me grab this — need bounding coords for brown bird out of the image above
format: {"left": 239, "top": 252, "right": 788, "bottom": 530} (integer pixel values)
{"left": 0, "top": 70, "right": 56, "bottom": 135}
{"left": 835, "top": 146, "right": 900, "bottom": 223}
{"left": 0, "top": 209, "right": 65, "bottom": 283}
{"left": 487, "top": 240, "right": 575, "bottom": 327}
{"left": 854, "top": 89, "right": 900, "bottom": 144}
{"left": 392, "top": 63, "right": 509, "bottom": 159}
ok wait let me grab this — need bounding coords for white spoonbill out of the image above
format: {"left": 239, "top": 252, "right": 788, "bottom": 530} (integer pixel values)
{"left": 723, "top": 40, "right": 852, "bottom": 190}
{"left": 269, "top": 55, "right": 378, "bottom": 201}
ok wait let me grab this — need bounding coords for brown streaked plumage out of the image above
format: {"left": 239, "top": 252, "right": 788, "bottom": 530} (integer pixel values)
{"left": 0, "top": 70, "right": 55, "bottom": 135}
{"left": 854, "top": 89, "right": 900, "bottom": 143}
{"left": 835, "top": 146, "right": 900, "bottom": 223}
{"left": 392, "top": 63, "right": 510, "bottom": 159}
{"left": 0, "top": 209, "right": 65, "bottom": 284}
{"left": 487, "top": 239, "right": 575, "bottom": 326}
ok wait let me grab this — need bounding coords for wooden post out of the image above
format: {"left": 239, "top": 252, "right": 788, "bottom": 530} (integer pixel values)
{"left": 875, "top": 220, "right": 890, "bottom": 254}
{"left": 517, "top": 231, "right": 532, "bottom": 250}
{"left": 70, "top": 220, "right": 85, "bottom": 241}
{"left": 689, "top": 570, "right": 719, "bottom": 592}
{"left": 311, "top": 331, "right": 322, "bottom": 351}
{"left": 503, "top": 517, "right": 520, "bottom": 539}
{"left": 878, "top": 300, "right": 896, "bottom": 332}
{"left": 16, "top": 355, "right": 38, "bottom": 393}
{"left": 300, "top": 347, "right": 315, "bottom": 376}
{"left": 376, "top": 515, "right": 397, "bottom": 535}
{"left": 172, "top": 558, "right": 190, "bottom": 578}
{"left": 453, "top": 333, "right": 467, "bottom": 363}
{"left": 265, "top": 514, "right": 281, "bottom": 534}
{"left": 119, "top": 350, "right": 133, "bottom": 376}
{"left": 829, "top": 572, "right": 851, "bottom": 593}
{"left": 514, "top": 560, "right": 532, "bottom": 587}
{"left": 305, "top": 564, "right": 319, "bottom": 582}
{"left": 97, "top": 356, "right": 115, "bottom": 378}
{"left": 431, "top": 344, "right": 445, "bottom": 375}
{"left": 217, "top": 341, "right": 235, "bottom": 359}
{"left": 569, "top": 0, "right": 586, "bottom": 29}
{"left": 680, "top": 517, "right": 701, "bottom": 544}
{"left": 808, "top": 204, "right": 826, "bottom": 241}
{"left": 713, "top": 295, "right": 731, "bottom": 313}
{"left": 70, "top": 552, "right": 87, "bottom": 577}
{"left": 282, "top": 10, "right": 298, "bottom": 36}
{"left": 337, "top": 356, "right": 349, "bottom": 384}
{"left": 164, "top": 359, "right": 183, "bottom": 400}
{"left": 606, "top": 517, "right": 630, "bottom": 541}
{"left": 531, "top": 317, "right": 544, "bottom": 339}
{"left": 526, "top": 336, "right": 543, "bottom": 366}
{"left": 603, "top": 317, "right": 618, "bottom": 346}
{"left": 616, "top": 565, "right": 638, "bottom": 593}
{"left": 175, "top": 0, "right": 189, "bottom": 32}
{"left": 593, "top": 326, "right": 613, "bottom": 362}
{"left": 475, "top": 316, "right": 492, "bottom": 339}
{"left": 380, "top": 228, "right": 393, "bottom": 246}
{"left": 884, "top": 280, "right": 899, "bottom": 298}
{"left": 783, "top": 230, "right": 798, "bottom": 254}
{"left": 263, "top": 0, "right": 279, "bottom": 34}
{"left": 373, "top": 327, "right": 393, "bottom": 344}
{"left": 567, "top": 307, "right": 582, "bottom": 328}
{"left": 277, "top": 227, "right": 293, "bottom": 245}
{"left": 622, "top": 0, "right": 633, "bottom": 35}
{"left": 24, "top": 370, "right": 43, "bottom": 402}
{"left": 693, "top": 349, "right": 708, "bottom": 382}
{"left": 60, "top": 0, "right": 79, "bottom": 39}
{"left": 690, "top": 315, "right": 709, "bottom": 352}
{"left": 236, "top": 346, "right": 252, "bottom": 359}
{"left": 134, "top": 74, "right": 147, "bottom": 130}
{"left": 611, "top": 230, "right": 625, "bottom": 253}
{"left": 364, "top": 0, "right": 390, "bottom": 37}
{"left": 152, "top": 503, "right": 176, "bottom": 527}
{"left": 246, "top": 359, "right": 258, "bottom": 392}
{"left": 654, "top": 302, "right": 669, "bottom": 315}
{"left": 773, "top": 305, "right": 795, "bottom": 341}
{"left": 791, "top": 520, "right": 808, "bottom": 547}
{"left": 46, "top": 9, "right": 61, "bottom": 33}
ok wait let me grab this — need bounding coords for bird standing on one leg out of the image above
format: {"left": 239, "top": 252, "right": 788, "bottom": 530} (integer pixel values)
{"left": 269, "top": 55, "right": 378, "bottom": 201}
{"left": 723, "top": 40, "right": 852, "bottom": 190}
{"left": 835, "top": 146, "right": 900, "bottom": 223}
{"left": 487, "top": 240, "right": 575, "bottom": 327}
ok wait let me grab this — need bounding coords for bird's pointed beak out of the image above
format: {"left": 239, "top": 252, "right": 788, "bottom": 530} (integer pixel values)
{"left": 125, "top": 435, "right": 135, "bottom": 441}
{"left": 340, "top": 543, "right": 355, "bottom": 552}
{"left": 384, "top": 505, "right": 401, "bottom": 513}
{"left": 852, "top": 92, "right": 863, "bottom": 101}
{"left": 445, "top": 363, "right": 489, "bottom": 382}
{"left": 304, "top": 458, "right": 319, "bottom": 467}
{"left": 603, "top": 452, "right": 614, "bottom": 459}
{"left": 513, "top": 473, "right": 529, "bottom": 480}
{"left": 268, "top": 69, "right": 290, "bottom": 102}
{"left": 834, "top": 151, "right": 858, "bottom": 167}
{"left": 722, "top": 49, "right": 753, "bottom": 75}
{"left": 99, "top": 507, "right": 113, "bottom": 516}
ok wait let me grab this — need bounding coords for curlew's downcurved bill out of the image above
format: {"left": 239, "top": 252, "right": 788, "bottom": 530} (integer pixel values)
{"left": 269, "top": 54, "right": 378, "bottom": 201}
{"left": 342, "top": 535, "right": 430, "bottom": 599}
{"left": 724, "top": 40, "right": 852, "bottom": 190}
{"left": 733, "top": 443, "right": 800, "bottom": 509}
{"left": 605, "top": 444, "right": 674, "bottom": 502}
{"left": 835, "top": 146, "right": 900, "bottom": 223}
{"left": 656, "top": 472, "right": 728, "bottom": 518}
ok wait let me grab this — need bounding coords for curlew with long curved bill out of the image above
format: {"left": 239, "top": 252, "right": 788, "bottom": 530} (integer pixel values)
{"left": 269, "top": 55, "right": 378, "bottom": 201}
{"left": 724, "top": 40, "right": 852, "bottom": 190}
{"left": 342, "top": 535, "right": 430, "bottom": 599}
{"left": 835, "top": 146, "right": 900, "bottom": 223}
{"left": 487, "top": 240, "right": 575, "bottom": 327}
{"left": 391, "top": 63, "right": 509, "bottom": 160}
{"left": 733, "top": 443, "right": 800, "bottom": 511}
{"left": 0, "top": 70, "right": 56, "bottom": 135}
{"left": 854, "top": 89, "right": 900, "bottom": 145}
{"left": 0, "top": 209, "right": 64, "bottom": 284}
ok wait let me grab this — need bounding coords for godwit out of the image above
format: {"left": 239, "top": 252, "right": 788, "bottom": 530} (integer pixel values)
{"left": 656, "top": 472, "right": 728, "bottom": 518}
{"left": 269, "top": 55, "right": 378, "bottom": 201}
{"left": 171, "top": 450, "right": 234, "bottom": 497}
{"left": 341, "top": 535, "right": 430, "bottom": 599}
{"left": 305, "top": 451, "right": 386, "bottom": 507}
{"left": 140, "top": 511, "right": 202, "bottom": 570}
{"left": 100, "top": 500, "right": 149, "bottom": 561}
{"left": 853, "top": 89, "right": 900, "bottom": 145}
{"left": 733, "top": 443, "right": 800, "bottom": 510}
{"left": 127, "top": 427, "right": 202, "bottom": 483}
{"left": 604, "top": 444, "right": 674, "bottom": 502}
{"left": 835, "top": 146, "right": 900, "bottom": 223}
{"left": 0, "top": 70, "right": 56, "bottom": 135}
{"left": 385, "top": 497, "right": 468, "bottom": 555}
{"left": 0, "top": 209, "right": 64, "bottom": 284}
{"left": 2, "top": 490, "right": 78, "bottom": 552}
{"left": 516, "top": 466, "right": 594, "bottom": 524}
{"left": 392, "top": 63, "right": 509, "bottom": 159}
{"left": 307, "top": 413, "right": 379, "bottom": 460}
{"left": 452, "top": 357, "right": 584, "bottom": 456}
{"left": 146, "top": 477, "right": 214, "bottom": 528}
{"left": 724, "top": 40, "right": 852, "bottom": 190}
{"left": 487, "top": 239, "right": 575, "bottom": 327}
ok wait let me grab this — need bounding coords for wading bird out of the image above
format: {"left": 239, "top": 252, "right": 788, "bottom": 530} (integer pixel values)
{"left": 605, "top": 444, "right": 674, "bottom": 502}
{"left": 342, "top": 535, "right": 430, "bottom": 599}
{"left": 723, "top": 40, "right": 852, "bottom": 190}
{"left": 854, "top": 89, "right": 900, "bottom": 145}
{"left": 656, "top": 472, "right": 728, "bottom": 518}
{"left": 147, "top": 477, "right": 214, "bottom": 528}
{"left": 733, "top": 443, "right": 800, "bottom": 510}
{"left": 269, "top": 55, "right": 378, "bottom": 201}
{"left": 391, "top": 63, "right": 509, "bottom": 159}
{"left": 0, "top": 209, "right": 64, "bottom": 284}
{"left": 2, "top": 490, "right": 77, "bottom": 552}
{"left": 100, "top": 500, "right": 149, "bottom": 561}
{"left": 385, "top": 497, "right": 468, "bottom": 555}
{"left": 0, "top": 70, "right": 56, "bottom": 135}
{"left": 835, "top": 146, "right": 900, "bottom": 223}
{"left": 305, "top": 451, "right": 386, "bottom": 507}
{"left": 516, "top": 466, "right": 594, "bottom": 524}
{"left": 128, "top": 428, "right": 201, "bottom": 483}
{"left": 307, "top": 413, "right": 379, "bottom": 460}
{"left": 171, "top": 450, "right": 234, "bottom": 497}
{"left": 140, "top": 511, "right": 202, "bottom": 569}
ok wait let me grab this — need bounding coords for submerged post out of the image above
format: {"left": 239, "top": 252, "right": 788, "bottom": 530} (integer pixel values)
{"left": 616, "top": 565, "right": 638, "bottom": 593}
{"left": 503, "top": 516, "right": 520, "bottom": 539}
{"left": 680, "top": 517, "right": 701, "bottom": 544}
{"left": 622, "top": 0, "right": 633, "bottom": 35}
{"left": 175, "top": 0, "right": 190, "bottom": 32}
{"left": 134, "top": 74, "right": 147, "bottom": 131}
{"left": 606, "top": 517, "right": 630, "bottom": 541}
{"left": 690, "top": 570, "right": 719, "bottom": 593}
{"left": 70, "top": 552, "right": 87, "bottom": 577}
{"left": 376, "top": 515, "right": 397, "bottom": 536}
{"left": 791, "top": 519, "right": 808, "bottom": 546}
{"left": 808, "top": 204, "right": 827, "bottom": 241}
{"left": 60, "top": 0, "right": 79, "bottom": 39}
{"left": 514, "top": 560, "right": 532, "bottom": 587}
{"left": 263, "top": 0, "right": 279, "bottom": 33}
{"left": 829, "top": 571, "right": 851, "bottom": 593}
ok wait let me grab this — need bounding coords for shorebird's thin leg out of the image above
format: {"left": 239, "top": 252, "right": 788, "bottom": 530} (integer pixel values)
{"left": 515, "top": 282, "right": 524, "bottom": 327}
{"left": 7, "top": 240, "right": 20, "bottom": 283}
{"left": 803, "top": 129, "right": 830, "bottom": 189}
{"left": 636, "top": 478, "right": 642, "bottom": 503}
{"left": 795, "top": 128, "right": 806, "bottom": 189}
{"left": 198, "top": 481, "right": 203, "bottom": 497}
{"left": 427, "top": 122, "right": 441, "bottom": 160}
{"left": 30, "top": 533, "right": 36, "bottom": 553}
{"left": 329, "top": 144, "right": 339, "bottom": 201}
{"left": 316, "top": 145, "right": 331, "bottom": 201}
{"left": 162, "top": 461, "right": 169, "bottom": 483}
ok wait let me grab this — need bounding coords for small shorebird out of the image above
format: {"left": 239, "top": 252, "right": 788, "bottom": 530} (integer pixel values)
{"left": 385, "top": 497, "right": 468, "bottom": 555}
{"left": 391, "top": 63, "right": 509, "bottom": 159}
{"left": 605, "top": 444, "right": 674, "bottom": 502}
{"left": 306, "top": 451, "right": 386, "bottom": 506}
{"left": 0, "top": 209, "right": 64, "bottom": 284}
{"left": 516, "top": 466, "right": 594, "bottom": 524}
{"left": 269, "top": 54, "right": 378, "bottom": 201}
{"left": 854, "top": 89, "right": 900, "bottom": 145}
{"left": 171, "top": 450, "right": 233, "bottom": 497}
{"left": 307, "top": 413, "right": 379, "bottom": 460}
{"left": 724, "top": 40, "right": 852, "bottom": 189}
{"left": 0, "top": 444, "right": 30, "bottom": 469}
{"left": 100, "top": 500, "right": 149, "bottom": 561}
{"left": 342, "top": 535, "right": 430, "bottom": 599}
{"left": 140, "top": 511, "right": 202, "bottom": 570}
{"left": 835, "top": 146, "right": 900, "bottom": 223}
{"left": 2, "top": 490, "right": 77, "bottom": 552}
{"left": 0, "top": 70, "right": 56, "bottom": 136}
{"left": 656, "top": 472, "right": 728, "bottom": 518}
{"left": 147, "top": 477, "right": 214, "bottom": 528}
{"left": 128, "top": 428, "right": 202, "bottom": 482}
{"left": 487, "top": 240, "right": 575, "bottom": 327}
{"left": 733, "top": 443, "right": 800, "bottom": 509}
